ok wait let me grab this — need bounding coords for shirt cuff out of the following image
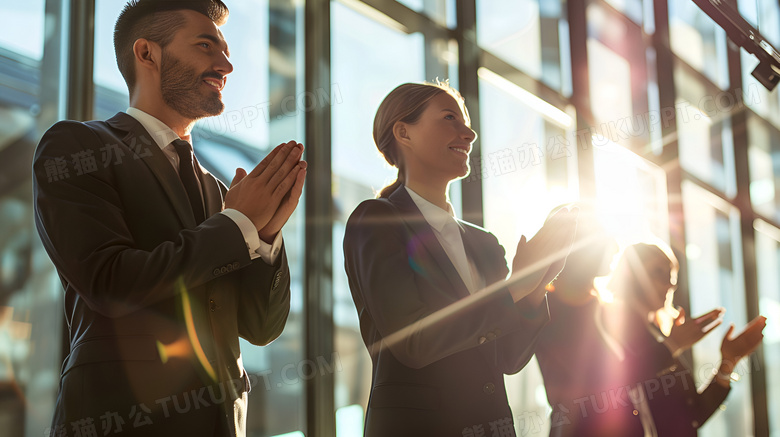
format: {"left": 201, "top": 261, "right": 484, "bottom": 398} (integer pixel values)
{"left": 220, "top": 209, "right": 261, "bottom": 260}
{"left": 256, "top": 230, "right": 283, "bottom": 265}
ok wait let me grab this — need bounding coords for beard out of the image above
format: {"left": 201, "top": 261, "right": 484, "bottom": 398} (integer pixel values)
{"left": 160, "top": 50, "right": 225, "bottom": 120}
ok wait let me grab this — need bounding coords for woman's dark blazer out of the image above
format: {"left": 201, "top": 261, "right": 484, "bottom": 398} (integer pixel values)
{"left": 607, "top": 309, "right": 731, "bottom": 437}
{"left": 343, "top": 186, "right": 550, "bottom": 436}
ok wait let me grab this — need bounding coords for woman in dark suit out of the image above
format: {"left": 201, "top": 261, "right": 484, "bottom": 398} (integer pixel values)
{"left": 343, "top": 82, "right": 578, "bottom": 436}
{"left": 599, "top": 242, "right": 766, "bottom": 436}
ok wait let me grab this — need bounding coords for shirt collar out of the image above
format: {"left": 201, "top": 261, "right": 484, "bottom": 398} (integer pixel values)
{"left": 405, "top": 186, "right": 457, "bottom": 233}
{"left": 125, "top": 107, "right": 181, "bottom": 151}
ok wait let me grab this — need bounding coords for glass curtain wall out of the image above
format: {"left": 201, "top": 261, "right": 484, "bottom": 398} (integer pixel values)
{"left": 0, "top": 1, "right": 65, "bottom": 435}
{"left": 669, "top": 0, "right": 778, "bottom": 435}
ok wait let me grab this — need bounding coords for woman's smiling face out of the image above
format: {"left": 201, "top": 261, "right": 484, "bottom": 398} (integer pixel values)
{"left": 399, "top": 92, "right": 477, "bottom": 182}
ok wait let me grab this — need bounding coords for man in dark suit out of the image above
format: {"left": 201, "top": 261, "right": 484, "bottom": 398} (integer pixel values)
{"left": 32, "top": 1, "right": 306, "bottom": 436}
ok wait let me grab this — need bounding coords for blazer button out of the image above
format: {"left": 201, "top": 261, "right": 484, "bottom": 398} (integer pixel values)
{"left": 272, "top": 271, "right": 282, "bottom": 288}
{"left": 213, "top": 268, "right": 220, "bottom": 276}
{"left": 478, "top": 336, "right": 487, "bottom": 345}
{"left": 220, "top": 266, "right": 228, "bottom": 274}
{"left": 691, "top": 421, "right": 699, "bottom": 428}
{"left": 209, "top": 299, "right": 217, "bottom": 312}
{"left": 232, "top": 261, "right": 240, "bottom": 270}
{"left": 486, "top": 331, "right": 497, "bottom": 341}
{"left": 483, "top": 383, "right": 495, "bottom": 394}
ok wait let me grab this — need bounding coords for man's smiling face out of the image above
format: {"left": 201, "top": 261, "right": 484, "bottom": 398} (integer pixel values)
{"left": 159, "top": 9, "right": 233, "bottom": 121}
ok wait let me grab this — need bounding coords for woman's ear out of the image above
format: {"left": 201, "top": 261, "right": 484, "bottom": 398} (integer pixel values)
{"left": 392, "top": 121, "right": 412, "bottom": 148}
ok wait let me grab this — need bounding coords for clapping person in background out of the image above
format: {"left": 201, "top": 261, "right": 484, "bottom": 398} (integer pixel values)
{"left": 534, "top": 207, "right": 634, "bottom": 436}
{"left": 597, "top": 242, "right": 766, "bottom": 436}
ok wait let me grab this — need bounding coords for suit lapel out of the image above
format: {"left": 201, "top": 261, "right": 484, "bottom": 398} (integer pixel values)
{"left": 459, "top": 222, "right": 507, "bottom": 286}
{"left": 106, "top": 112, "right": 196, "bottom": 228}
{"left": 388, "top": 187, "right": 470, "bottom": 299}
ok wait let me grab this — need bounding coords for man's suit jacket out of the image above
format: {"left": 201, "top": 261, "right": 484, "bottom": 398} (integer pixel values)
{"left": 33, "top": 113, "right": 291, "bottom": 436}
{"left": 343, "top": 186, "right": 550, "bottom": 436}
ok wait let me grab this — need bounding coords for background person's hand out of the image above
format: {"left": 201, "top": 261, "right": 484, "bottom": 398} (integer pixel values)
{"left": 225, "top": 141, "right": 305, "bottom": 232}
{"left": 665, "top": 307, "right": 724, "bottom": 356}
{"left": 720, "top": 315, "right": 767, "bottom": 374}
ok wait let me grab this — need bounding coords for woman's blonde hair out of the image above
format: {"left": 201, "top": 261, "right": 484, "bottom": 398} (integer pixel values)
{"left": 373, "top": 81, "right": 469, "bottom": 198}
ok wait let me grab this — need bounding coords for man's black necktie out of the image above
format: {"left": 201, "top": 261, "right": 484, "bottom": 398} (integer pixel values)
{"left": 171, "top": 139, "right": 206, "bottom": 224}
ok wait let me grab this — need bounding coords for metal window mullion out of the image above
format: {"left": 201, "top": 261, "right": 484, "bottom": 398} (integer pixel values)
{"left": 567, "top": 0, "right": 596, "bottom": 199}
{"left": 647, "top": 0, "right": 693, "bottom": 312}
{"left": 304, "top": 0, "right": 335, "bottom": 436}
{"left": 66, "top": 0, "right": 95, "bottom": 121}
{"left": 456, "top": 0, "right": 484, "bottom": 226}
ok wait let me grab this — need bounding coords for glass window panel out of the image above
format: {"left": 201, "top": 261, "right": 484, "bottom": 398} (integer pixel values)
{"left": 593, "top": 142, "right": 670, "bottom": 246}
{"left": 477, "top": 0, "right": 570, "bottom": 94}
{"left": 94, "top": 1, "right": 131, "bottom": 118}
{"left": 94, "top": 2, "right": 127, "bottom": 91}
{"left": 0, "top": 1, "right": 45, "bottom": 60}
{"left": 586, "top": 2, "right": 651, "bottom": 152}
{"left": 603, "top": 0, "right": 644, "bottom": 25}
{"left": 747, "top": 114, "right": 780, "bottom": 222}
{"left": 0, "top": 1, "right": 64, "bottom": 435}
{"left": 588, "top": 38, "right": 633, "bottom": 129}
{"left": 668, "top": 0, "right": 729, "bottom": 89}
{"left": 682, "top": 181, "right": 752, "bottom": 437}
{"left": 331, "top": 1, "right": 425, "bottom": 429}
{"left": 478, "top": 74, "right": 578, "bottom": 435}
{"left": 673, "top": 63, "right": 736, "bottom": 195}
{"left": 195, "top": 1, "right": 272, "bottom": 148}
{"left": 754, "top": 220, "right": 780, "bottom": 437}
{"left": 395, "top": 0, "right": 456, "bottom": 28}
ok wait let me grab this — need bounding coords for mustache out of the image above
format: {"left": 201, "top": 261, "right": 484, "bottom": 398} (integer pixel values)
{"left": 200, "top": 72, "right": 224, "bottom": 81}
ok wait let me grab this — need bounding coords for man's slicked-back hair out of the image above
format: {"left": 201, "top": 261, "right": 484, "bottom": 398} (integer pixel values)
{"left": 114, "top": 0, "right": 229, "bottom": 93}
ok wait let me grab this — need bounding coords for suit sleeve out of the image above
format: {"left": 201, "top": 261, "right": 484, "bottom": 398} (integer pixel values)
{"left": 236, "top": 245, "right": 291, "bottom": 346}
{"left": 495, "top": 293, "right": 550, "bottom": 374}
{"left": 344, "top": 199, "right": 542, "bottom": 369}
{"left": 692, "top": 378, "right": 731, "bottom": 425}
{"left": 471, "top": 228, "right": 550, "bottom": 374}
{"left": 212, "top": 178, "right": 292, "bottom": 346}
{"left": 33, "top": 121, "right": 258, "bottom": 318}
